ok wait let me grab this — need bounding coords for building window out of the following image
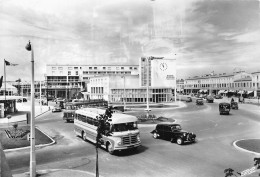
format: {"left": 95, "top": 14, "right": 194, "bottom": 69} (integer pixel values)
{"left": 52, "top": 71, "right": 55, "bottom": 75}
{"left": 129, "top": 67, "right": 132, "bottom": 70}
{"left": 76, "top": 71, "right": 78, "bottom": 75}
{"left": 58, "top": 67, "right": 63, "bottom": 70}
{"left": 121, "top": 67, "right": 124, "bottom": 70}
{"left": 116, "top": 67, "right": 119, "bottom": 70}
{"left": 74, "top": 67, "right": 78, "bottom": 69}
{"left": 108, "top": 67, "right": 111, "bottom": 70}
{"left": 134, "top": 67, "right": 137, "bottom": 70}
{"left": 60, "top": 71, "right": 63, "bottom": 74}
{"left": 89, "top": 67, "right": 92, "bottom": 70}
{"left": 68, "top": 71, "right": 71, "bottom": 75}
{"left": 103, "top": 67, "right": 106, "bottom": 70}
{"left": 94, "top": 67, "right": 97, "bottom": 70}
{"left": 52, "top": 67, "right": 56, "bottom": 70}
{"left": 68, "top": 67, "right": 72, "bottom": 70}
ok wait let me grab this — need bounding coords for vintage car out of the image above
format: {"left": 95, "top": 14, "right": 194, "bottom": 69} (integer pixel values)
{"left": 186, "top": 97, "right": 192, "bottom": 102}
{"left": 151, "top": 123, "right": 196, "bottom": 145}
{"left": 196, "top": 98, "right": 204, "bottom": 105}
{"left": 231, "top": 102, "right": 238, "bottom": 110}
{"left": 52, "top": 105, "right": 62, "bottom": 112}
{"left": 214, "top": 94, "right": 223, "bottom": 99}
{"left": 206, "top": 95, "right": 214, "bottom": 103}
{"left": 219, "top": 102, "right": 231, "bottom": 115}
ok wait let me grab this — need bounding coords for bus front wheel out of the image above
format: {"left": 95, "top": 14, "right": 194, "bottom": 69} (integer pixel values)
{"left": 106, "top": 143, "right": 115, "bottom": 155}
{"left": 82, "top": 131, "right": 87, "bottom": 141}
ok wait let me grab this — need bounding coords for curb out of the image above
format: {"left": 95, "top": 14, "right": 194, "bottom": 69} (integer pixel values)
{"left": 233, "top": 139, "right": 260, "bottom": 156}
{"left": 4, "top": 126, "right": 56, "bottom": 152}
{"left": 14, "top": 168, "right": 98, "bottom": 177}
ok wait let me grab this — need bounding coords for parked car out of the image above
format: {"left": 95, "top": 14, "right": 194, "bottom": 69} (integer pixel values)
{"left": 214, "top": 95, "right": 222, "bottom": 99}
{"left": 231, "top": 102, "right": 238, "bottom": 110}
{"left": 186, "top": 97, "right": 192, "bottom": 102}
{"left": 17, "top": 97, "right": 27, "bottom": 103}
{"left": 219, "top": 102, "right": 231, "bottom": 115}
{"left": 52, "top": 105, "right": 62, "bottom": 112}
{"left": 196, "top": 98, "right": 204, "bottom": 105}
{"left": 206, "top": 95, "right": 214, "bottom": 103}
{"left": 151, "top": 123, "right": 196, "bottom": 145}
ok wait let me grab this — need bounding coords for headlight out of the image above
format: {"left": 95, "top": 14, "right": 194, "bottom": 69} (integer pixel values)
{"left": 137, "top": 134, "right": 141, "bottom": 142}
{"left": 117, "top": 141, "right": 122, "bottom": 146}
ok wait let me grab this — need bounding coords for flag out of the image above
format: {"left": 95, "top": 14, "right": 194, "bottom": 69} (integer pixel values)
{"left": 0, "top": 76, "right": 3, "bottom": 89}
{"left": 4, "top": 60, "right": 18, "bottom": 66}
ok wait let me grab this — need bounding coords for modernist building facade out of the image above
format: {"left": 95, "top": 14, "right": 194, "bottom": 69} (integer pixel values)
{"left": 184, "top": 71, "right": 260, "bottom": 97}
{"left": 87, "top": 57, "right": 177, "bottom": 103}
{"left": 45, "top": 64, "right": 139, "bottom": 99}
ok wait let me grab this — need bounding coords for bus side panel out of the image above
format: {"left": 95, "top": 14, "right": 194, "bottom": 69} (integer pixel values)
{"left": 74, "top": 120, "right": 98, "bottom": 143}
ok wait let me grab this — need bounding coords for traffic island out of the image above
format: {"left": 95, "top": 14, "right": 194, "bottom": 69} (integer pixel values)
{"left": 233, "top": 139, "right": 260, "bottom": 155}
{"left": 0, "top": 125, "right": 54, "bottom": 151}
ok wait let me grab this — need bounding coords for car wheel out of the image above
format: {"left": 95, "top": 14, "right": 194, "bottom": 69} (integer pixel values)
{"left": 177, "top": 138, "right": 183, "bottom": 145}
{"left": 153, "top": 132, "right": 159, "bottom": 139}
{"left": 82, "top": 131, "right": 87, "bottom": 141}
{"left": 107, "top": 143, "right": 115, "bottom": 155}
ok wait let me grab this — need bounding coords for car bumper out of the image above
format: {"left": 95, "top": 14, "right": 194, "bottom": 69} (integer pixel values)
{"left": 114, "top": 142, "right": 141, "bottom": 150}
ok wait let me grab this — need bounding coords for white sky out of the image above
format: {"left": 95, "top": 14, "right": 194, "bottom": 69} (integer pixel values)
{"left": 0, "top": 0, "right": 260, "bottom": 81}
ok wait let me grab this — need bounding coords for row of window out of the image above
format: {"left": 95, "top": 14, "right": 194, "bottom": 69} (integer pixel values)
{"left": 83, "top": 71, "right": 131, "bottom": 74}
{"left": 75, "top": 114, "right": 99, "bottom": 126}
{"left": 52, "top": 66, "right": 138, "bottom": 71}
{"left": 185, "top": 82, "right": 260, "bottom": 88}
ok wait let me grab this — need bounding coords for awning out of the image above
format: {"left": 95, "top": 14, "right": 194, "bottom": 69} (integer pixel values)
{"left": 204, "top": 90, "right": 208, "bottom": 92}
{"left": 218, "top": 90, "right": 225, "bottom": 94}
{"left": 223, "top": 90, "right": 228, "bottom": 94}
{"left": 199, "top": 90, "right": 203, "bottom": 93}
{"left": 228, "top": 90, "right": 234, "bottom": 93}
{"left": 247, "top": 91, "right": 253, "bottom": 94}
{"left": 237, "top": 91, "right": 244, "bottom": 94}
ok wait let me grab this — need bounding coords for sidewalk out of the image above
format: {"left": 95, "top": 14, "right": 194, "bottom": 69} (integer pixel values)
{"left": 0, "top": 102, "right": 51, "bottom": 124}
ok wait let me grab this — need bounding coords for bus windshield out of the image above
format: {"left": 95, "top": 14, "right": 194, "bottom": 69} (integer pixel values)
{"left": 112, "top": 122, "right": 138, "bottom": 132}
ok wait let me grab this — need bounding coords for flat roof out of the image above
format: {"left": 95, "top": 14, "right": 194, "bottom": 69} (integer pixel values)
{"left": 75, "top": 108, "right": 138, "bottom": 124}
{"left": 0, "top": 96, "right": 22, "bottom": 101}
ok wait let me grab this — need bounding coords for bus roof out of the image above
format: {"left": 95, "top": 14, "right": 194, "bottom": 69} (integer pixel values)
{"left": 75, "top": 108, "right": 138, "bottom": 124}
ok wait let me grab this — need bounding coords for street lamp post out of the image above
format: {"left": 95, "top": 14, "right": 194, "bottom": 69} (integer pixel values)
{"left": 145, "top": 57, "right": 151, "bottom": 118}
{"left": 25, "top": 41, "right": 36, "bottom": 177}
{"left": 121, "top": 75, "right": 126, "bottom": 111}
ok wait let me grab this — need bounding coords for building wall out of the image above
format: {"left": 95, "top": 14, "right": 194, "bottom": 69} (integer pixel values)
{"left": 184, "top": 71, "right": 260, "bottom": 97}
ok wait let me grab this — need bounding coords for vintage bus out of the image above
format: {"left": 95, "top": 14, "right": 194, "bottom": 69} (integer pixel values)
{"left": 63, "top": 100, "right": 108, "bottom": 122}
{"left": 74, "top": 108, "right": 141, "bottom": 154}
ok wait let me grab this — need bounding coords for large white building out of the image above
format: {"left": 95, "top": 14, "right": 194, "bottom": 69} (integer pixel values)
{"left": 45, "top": 64, "right": 139, "bottom": 99}
{"left": 87, "top": 57, "right": 177, "bottom": 103}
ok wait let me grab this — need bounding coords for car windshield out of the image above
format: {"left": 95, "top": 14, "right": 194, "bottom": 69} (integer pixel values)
{"left": 171, "top": 125, "right": 182, "bottom": 131}
{"left": 111, "top": 122, "right": 138, "bottom": 132}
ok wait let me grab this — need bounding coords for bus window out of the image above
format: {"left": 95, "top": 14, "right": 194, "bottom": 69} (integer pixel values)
{"left": 113, "top": 122, "right": 137, "bottom": 132}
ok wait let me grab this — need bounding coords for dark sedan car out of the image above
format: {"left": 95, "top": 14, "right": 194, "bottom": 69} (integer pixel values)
{"left": 219, "top": 102, "right": 231, "bottom": 115}
{"left": 196, "top": 98, "right": 204, "bottom": 105}
{"left": 52, "top": 105, "right": 62, "bottom": 112}
{"left": 151, "top": 123, "right": 196, "bottom": 145}
{"left": 206, "top": 95, "right": 214, "bottom": 103}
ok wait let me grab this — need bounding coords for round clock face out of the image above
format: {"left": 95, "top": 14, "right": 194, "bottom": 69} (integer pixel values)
{"left": 160, "top": 63, "right": 168, "bottom": 71}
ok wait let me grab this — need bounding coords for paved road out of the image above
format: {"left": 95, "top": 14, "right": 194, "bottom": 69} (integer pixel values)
{"left": 5, "top": 99, "right": 260, "bottom": 177}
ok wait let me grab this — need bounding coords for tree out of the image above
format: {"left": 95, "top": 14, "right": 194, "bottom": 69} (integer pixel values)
{"left": 224, "top": 168, "right": 238, "bottom": 177}
{"left": 254, "top": 157, "right": 260, "bottom": 169}
{"left": 95, "top": 106, "right": 114, "bottom": 177}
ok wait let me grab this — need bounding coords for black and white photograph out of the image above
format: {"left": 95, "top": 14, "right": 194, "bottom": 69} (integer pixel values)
{"left": 1, "top": 0, "right": 260, "bottom": 176}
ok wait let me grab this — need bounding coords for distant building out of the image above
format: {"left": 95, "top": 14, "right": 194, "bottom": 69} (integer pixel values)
{"left": 184, "top": 71, "right": 260, "bottom": 97}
